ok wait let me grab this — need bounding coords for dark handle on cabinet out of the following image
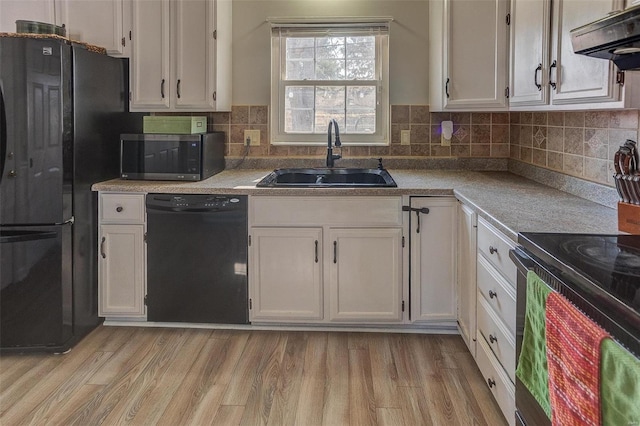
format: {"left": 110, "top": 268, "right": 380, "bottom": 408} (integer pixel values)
{"left": 489, "top": 290, "right": 497, "bottom": 299}
{"left": 0, "top": 80, "right": 6, "bottom": 184}
{"left": 116, "top": 206, "right": 123, "bottom": 212}
{"left": 161, "top": 79, "right": 165, "bottom": 99}
{"left": 489, "top": 334, "right": 497, "bottom": 344}
{"left": 315, "top": 240, "right": 318, "bottom": 263}
{"left": 333, "top": 241, "right": 337, "bottom": 264}
{"left": 549, "top": 60, "right": 557, "bottom": 90}
{"left": 177, "top": 79, "right": 181, "bottom": 99}
{"left": 489, "top": 246, "right": 498, "bottom": 254}
{"left": 8, "top": 170, "right": 16, "bottom": 177}
{"left": 100, "top": 236, "right": 106, "bottom": 259}
{"left": 487, "top": 378, "right": 496, "bottom": 388}
{"left": 402, "top": 206, "right": 430, "bottom": 234}
{"left": 534, "top": 63, "right": 542, "bottom": 91}
{"left": 445, "top": 78, "right": 450, "bottom": 98}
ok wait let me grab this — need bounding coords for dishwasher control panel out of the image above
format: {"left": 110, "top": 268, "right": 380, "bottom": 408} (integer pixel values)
{"left": 147, "top": 194, "right": 246, "bottom": 211}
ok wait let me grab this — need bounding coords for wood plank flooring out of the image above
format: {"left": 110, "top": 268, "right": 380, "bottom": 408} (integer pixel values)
{"left": 0, "top": 326, "right": 507, "bottom": 425}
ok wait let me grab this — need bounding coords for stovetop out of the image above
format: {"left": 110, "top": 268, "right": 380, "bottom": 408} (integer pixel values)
{"left": 519, "top": 233, "right": 640, "bottom": 314}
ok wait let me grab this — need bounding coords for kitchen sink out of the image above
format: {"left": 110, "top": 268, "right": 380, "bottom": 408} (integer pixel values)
{"left": 256, "top": 168, "right": 398, "bottom": 188}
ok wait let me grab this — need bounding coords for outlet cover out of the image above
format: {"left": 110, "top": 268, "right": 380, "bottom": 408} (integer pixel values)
{"left": 441, "top": 134, "right": 451, "bottom": 147}
{"left": 244, "top": 129, "right": 261, "bottom": 146}
{"left": 400, "top": 130, "right": 411, "bottom": 145}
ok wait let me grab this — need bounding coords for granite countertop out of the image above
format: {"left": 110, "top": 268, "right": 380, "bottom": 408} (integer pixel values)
{"left": 92, "top": 169, "right": 620, "bottom": 240}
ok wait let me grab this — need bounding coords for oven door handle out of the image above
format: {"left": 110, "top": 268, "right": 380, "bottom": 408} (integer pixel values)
{"left": 509, "top": 247, "right": 536, "bottom": 272}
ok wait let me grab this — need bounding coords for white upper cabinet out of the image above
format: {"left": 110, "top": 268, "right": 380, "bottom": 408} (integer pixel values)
{"left": 429, "top": 0, "right": 510, "bottom": 111}
{"left": 510, "top": 0, "right": 639, "bottom": 109}
{"left": 0, "top": 1, "right": 56, "bottom": 33}
{"left": 56, "top": 0, "right": 132, "bottom": 57}
{"left": 130, "top": 0, "right": 231, "bottom": 112}
{"left": 1, "top": 0, "right": 132, "bottom": 57}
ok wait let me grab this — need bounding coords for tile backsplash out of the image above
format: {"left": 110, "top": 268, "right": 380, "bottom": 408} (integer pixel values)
{"left": 165, "top": 105, "right": 640, "bottom": 189}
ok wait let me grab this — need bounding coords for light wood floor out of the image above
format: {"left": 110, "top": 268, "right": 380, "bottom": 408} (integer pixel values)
{"left": 0, "top": 326, "right": 506, "bottom": 426}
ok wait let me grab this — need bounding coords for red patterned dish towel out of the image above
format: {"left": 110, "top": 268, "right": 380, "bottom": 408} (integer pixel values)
{"left": 545, "top": 292, "right": 610, "bottom": 426}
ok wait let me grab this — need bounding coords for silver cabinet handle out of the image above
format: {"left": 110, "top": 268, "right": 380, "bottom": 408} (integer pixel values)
{"left": 100, "top": 236, "right": 106, "bottom": 259}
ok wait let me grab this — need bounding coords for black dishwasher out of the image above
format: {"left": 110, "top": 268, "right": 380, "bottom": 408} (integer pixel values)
{"left": 146, "top": 194, "right": 249, "bottom": 324}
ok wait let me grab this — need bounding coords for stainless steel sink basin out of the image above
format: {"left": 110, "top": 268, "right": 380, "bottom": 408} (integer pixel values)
{"left": 256, "top": 168, "right": 397, "bottom": 188}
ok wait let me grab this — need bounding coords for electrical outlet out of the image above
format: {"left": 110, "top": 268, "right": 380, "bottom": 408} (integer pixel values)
{"left": 441, "top": 134, "right": 451, "bottom": 146}
{"left": 244, "top": 129, "right": 261, "bottom": 146}
{"left": 400, "top": 130, "right": 411, "bottom": 145}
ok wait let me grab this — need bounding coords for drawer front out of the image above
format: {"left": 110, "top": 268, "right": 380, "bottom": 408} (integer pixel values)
{"left": 100, "top": 193, "right": 145, "bottom": 223}
{"left": 476, "top": 337, "right": 516, "bottom": 426}
{"left": 477, "top": 295, "right": 516, "bottom": 383}
{"left": 477, "top": 255, "right": 516, "bottom": 335}
{"left": 250, "top": 196, "right": 403, "bottom": 227}
{"left": 477, "top": 218, "right": 517, "bottom": 285}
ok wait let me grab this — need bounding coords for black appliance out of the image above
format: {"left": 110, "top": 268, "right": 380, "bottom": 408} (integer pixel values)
{"left": 145, "top": 194, "right": 249, "bottom": 324}
{"left": 0, "top": 37, "right": 142, "bottom": 352}
{"left": 120, "top": 133, "right": 225, "bottom": 181}
{"left": 510, "top": 233, "right": 640, "bottom": 426}
{"left": 570, "top": 4, "right": 640, "bottom": 70}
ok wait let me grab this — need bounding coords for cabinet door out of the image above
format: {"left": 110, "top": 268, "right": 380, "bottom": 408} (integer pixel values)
{"left": 0, "top": 0, "right": 55, "bottom": 33}
{"left": 173, "top": 0, "right": 216, "bottom": 109}
{"left": 328, "top": 228, "right": 403, "bottom": 322}
{"left": 250, "top": 228, "right": 323, "bottom": 322}
{"left": 509, "top": 0, "right": 550, "bottom": 106}
{"left": 98, "top": 224, "right": 145, "bottom": 317}
{"left": 444, "top": 0, "right": 509, "bottom": 110}
{"left": 550, "top": 0, "right": 622, "bottom": 104}
{"left": 56, "top": 0, "right": 131, "bottom": 57}
{"left": 130, "top": 0, "right": 170, "bottom": 110}
{"left": 410, "top": 197, "right": 457, "bottom": 323}
{"left": 457, "top": 202, "right": 477, "bottom": 355}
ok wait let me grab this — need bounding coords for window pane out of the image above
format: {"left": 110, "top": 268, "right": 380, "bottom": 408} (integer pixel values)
{"left": 316, "top": 37, "right": 345, "bottom": 59}
{"left": 346, "top": 59, "right": 375, "bottom": 80}
{"left": 346, "top": 86, "right": 376, "bottom": 133}
{"left": 286, "top": 38, "right": 315, "bottom": 59}
{"left": 315, "top": 114, "right": 345, "bottom": 134}
{"left": 286, "top": 60, "right": 315, "bottom": 80}
{"left": 316, "top": 59, "right": 345, "bottom": 80}
{"left": 346, "top": 37, "right": 375, "bottom": 59}
{"left": 285, "top": 86, "right": 314, "bottom": 133}
{"left": 286, "top": 38, "right": 315, "bottom": 80}
{"left": 315, "top": 86, "right": 345, "bottom": 110}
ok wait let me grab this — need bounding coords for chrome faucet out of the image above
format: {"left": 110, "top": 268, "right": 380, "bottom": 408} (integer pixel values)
{"left": 326, "top": 118, "right": 342, "bottom": 168}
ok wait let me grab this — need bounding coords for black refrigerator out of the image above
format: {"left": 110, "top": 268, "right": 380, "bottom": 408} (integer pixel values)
{"left": 0, "top": 37, "right": 141, "bottom": 352}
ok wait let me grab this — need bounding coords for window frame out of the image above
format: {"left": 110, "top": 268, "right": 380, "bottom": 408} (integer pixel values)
{"left": 270, "top": 20, "right": 390, "bottom": 146}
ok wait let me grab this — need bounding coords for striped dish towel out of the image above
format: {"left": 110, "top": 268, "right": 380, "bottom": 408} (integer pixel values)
{"left": 546, "top": 292, "right": 610, "bottom": 426}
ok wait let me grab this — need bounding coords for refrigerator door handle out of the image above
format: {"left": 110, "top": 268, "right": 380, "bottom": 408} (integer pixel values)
{"left": 0, "top": 230, "right": 57, "bottom": 244}
{"left": 0, "top": 79, "right": 6, "bottom": 183}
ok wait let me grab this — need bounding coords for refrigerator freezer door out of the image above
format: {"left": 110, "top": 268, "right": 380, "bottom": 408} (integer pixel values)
{"left": 0, "top": 38, "right": 71, "bottom": 226}
{"left": 0, "top": 224, "right": 73, "bottom": 350}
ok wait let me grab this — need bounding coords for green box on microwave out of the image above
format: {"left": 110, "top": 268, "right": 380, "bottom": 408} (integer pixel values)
{"left": 143, "top": 116, "right": 207, "bottom": 134}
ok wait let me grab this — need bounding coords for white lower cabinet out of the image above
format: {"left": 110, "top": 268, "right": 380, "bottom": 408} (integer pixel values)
{"left": 410, "top": 197, "right": 457, "bottom": 324}
{"left": 98, "top": 193, "right": 146, "bottom": 318}
{"left": 250, "top": 227, "right": 323, "bottom": 322}
{"left": 249, "top": 196, "right": 405, "bottom": 324}
{"left": 457, "top": 202, "right": 477, "bottom": 356}
{"left": 329, "top": 228, "right": 403, "bottom": 322}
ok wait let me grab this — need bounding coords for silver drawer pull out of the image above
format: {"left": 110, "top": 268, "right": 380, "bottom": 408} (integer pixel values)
{"left": 489, "top": 290, "right": 497, "bottom": 299}
{"left": 489, "top": 245, "right": 498, "bottom": 254}
{"left": 489, "top": 334, "right": 497, "bottom": 344}
{"left": 116, "top": 206, "right": 123, "bottom": 212}
{"left": 487, "top": 378, "right": 496, "bottom": 388}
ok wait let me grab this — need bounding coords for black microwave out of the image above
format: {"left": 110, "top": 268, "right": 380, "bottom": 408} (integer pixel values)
{"left": 120, "top": 133, "right": 225, "bottom": 181}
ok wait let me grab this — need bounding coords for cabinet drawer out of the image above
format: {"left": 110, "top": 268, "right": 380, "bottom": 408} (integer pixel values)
{"left": 477, "top": 255, "right": 516, "bottom": 335}
{"left": 477, "top": 296, "right": 516, "bottom": 383}
{"left": 476, "top": 337, "right": 516, "bottom": 426}
{"left": 100, "top": 193, "right": 145, "bottom": 223}
{"left": 477, "top": 218, "right": 517, "bottom": 285}
{"left": 250, "top": 196, "right": 403, "bottom": 227}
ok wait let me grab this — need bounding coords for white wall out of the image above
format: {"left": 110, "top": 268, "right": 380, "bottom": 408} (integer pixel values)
{"left": 231, "top": 0, "right": 430, "bottom": 105}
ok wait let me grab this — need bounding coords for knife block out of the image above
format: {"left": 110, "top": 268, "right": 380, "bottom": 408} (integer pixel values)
{"left": 618, "top": 202, "right": 640, "bottom": 234}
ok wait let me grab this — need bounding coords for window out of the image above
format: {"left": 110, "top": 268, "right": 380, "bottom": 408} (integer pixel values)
{"left": 270, "top": 19, "right": 390, "bottom": 145}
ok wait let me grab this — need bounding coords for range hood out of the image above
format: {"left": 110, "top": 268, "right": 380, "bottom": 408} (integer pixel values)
{"left": 571, "top": 5, "right": 640, "bottom": 70}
